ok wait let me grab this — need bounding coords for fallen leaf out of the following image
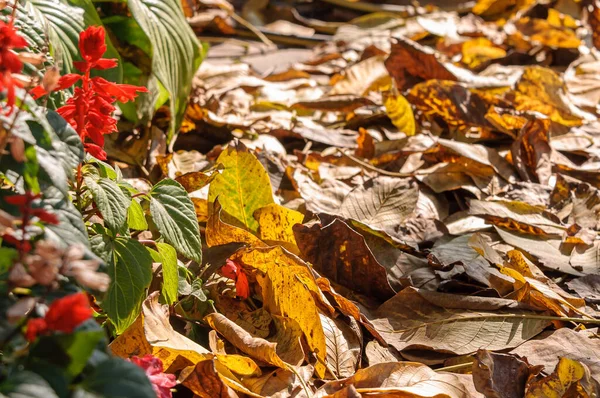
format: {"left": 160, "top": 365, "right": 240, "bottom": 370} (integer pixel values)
{"left": 315, "top": 362, "right": 471, "bottom": 398}
{"left": 208, "top": 142, "right": 274, "bottom": 233}
{"left": 384, "top": 93, "right": 416, "bottom": 136}
{"left": 472, "top": 350, "right": 537, "bottom": 398}
{"left": 321, "top": 314, "right": 361, "bottom": 378}
{"left": 254, "top": 203, "right": 304, "bottom": 254}
{"left": 371, "top": 287, "right": 550, "bottom": 356}
{"left": 525, "top": 357, "right": 597, "bottom": 397}
{"left": 231, "top": 246, "right": 329, "bottom": 377}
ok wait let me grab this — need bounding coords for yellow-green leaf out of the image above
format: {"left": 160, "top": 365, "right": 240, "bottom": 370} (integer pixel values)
{"left": 384, "top": 94, "right": 416, "bottom": 136}
{"left": 208, "top": 143, "right": 274, "bottom": 233}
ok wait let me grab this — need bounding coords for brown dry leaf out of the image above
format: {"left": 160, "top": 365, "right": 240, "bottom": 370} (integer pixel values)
{"left": 315, "top": 362, "right": 471, "bottom": 398}
{"left": 294, "top": 217, "right": 396, "bottom": 301}
{"left": 564, "top": 54, "right": 600, "bottom": 111}
{"left": 472, "top": 350, "right": 536, "bottom": 398}
{"left": 231, "top": 246, "right": 328, "bottom": 377}
{"left": 243, "top": 365, "right": 314, "bottom": 397}
{"left": 180, "top": 359, "right": 262, "bottom": 398}
{"left": 430, "top": 234, "right": 515, "bottom": 295}
{"left": 385, "top": 37, "right": 457, "bottom": 90}
{"left": 511, "top": 118, "right": 552, "bottom": 185}
{"left": 355, "top": 128, "right": 375, "bottom": 159}
{"left": 292, "top": 169, "right": 352, "bottom": 214}
{"left": 290, "top": 96, "right": 375, "bottom": 113}
{"left": 406, "top": 80, "right": 507, "bottom": 142}
{"left": 330, "top": 55, "right": 390, "bottom": 96}
{"left": 339, "top": 177, "right": 419, "bottom": 235}
{"left": 254, "top": 203, "right": 304, "bottom": 254}
{"left": 468, "top": 199, "right": 564, "bottom": 236}
{"left": 370, "top": 287, "right": 550, "bottom": 356}
{"left": 510, "top": 328, "right": 600, "bottom": 381}
{"left": 176, "top": 170, "right": 217, "bottom": 192}
{"left": 205, "top": 313, "right": 287, "bottom": 368}
{"left": 525, "top": 357, "right": 597, "bottom": 397}
{"left": 321, "top": 314, "right": 361, "bottom": 379}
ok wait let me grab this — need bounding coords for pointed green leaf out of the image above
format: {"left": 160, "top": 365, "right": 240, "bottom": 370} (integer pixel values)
{"left": 84, "top": 177, "right": 131, "bottom": 234}
{"left": 149, "top": 179, "right": 202, "bottom": 263}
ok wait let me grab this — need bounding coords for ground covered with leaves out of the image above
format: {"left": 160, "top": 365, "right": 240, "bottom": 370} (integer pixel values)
{"left": 3, "top": 0, "right": 600, "bottom": 397}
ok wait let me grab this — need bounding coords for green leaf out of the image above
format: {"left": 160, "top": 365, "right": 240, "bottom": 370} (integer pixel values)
{"left": 149, "top": 179, "right": 202, "bottom": 262}
{"left": 0, "top": 371, "right": 59, "bottom": 398}
{"left": 25, "top": 0, "right": 123, "bottom": 82}
{"left": 84, "top": 177, "right": 131, "bottom": 234}
{"left": 157, "top": 242, "right": 178, "bottom": 305}
{"left": 82, "top": 358, "right": 156, "bottom": 398}
{"left": 127, "top": 199, "right": 148, "bottom": 231}
{"left": 29, "top": 331, "right": 105, "bottom": 379}
{"left": 126, "top": 0, "right": 203, "bottom": 143}
{"left": 46, "top": 110, "right": 84, "bottom": 169}
{"left": 208, "top": 144, "right": 274, "bottom": 234}
{"left": 103, "top": 237, "right": 153, "bottom": 334}
{"left": 41, "top": 186, "right": 89, "bottom": 249}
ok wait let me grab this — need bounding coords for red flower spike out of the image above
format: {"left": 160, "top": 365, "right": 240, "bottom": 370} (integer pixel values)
{"left": 51, "top": 26, "right": 147, "bottom": 159}
{"left": 31, "top": 209, "right": 60, "bottom": 225}
{"left": 25, "top": 292, "right": 92, "bottom": 341}
{"left": 0, "top": 21, "right": 29, "bottom": 114}
{"left": 220, "top": 259, "right": 250, "bottom": 299}
{"left": 78, "top": 26, "right": 107, "bottom": 68}
{"left": 128, "top": 355, "right": 176, "bottom": 398}
{"left": 25, "top": 318, "right": 48, "bottom": 342}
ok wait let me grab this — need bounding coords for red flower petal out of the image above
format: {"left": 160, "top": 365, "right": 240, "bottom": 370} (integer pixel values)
{"left": 79, "top": 26, "right": 107, "bottom": 65}
{"left": 220, "top": 259, "right": 238, "bottom": 280}
{"left": 92, "top": 77, "right": 148, "bottom": 103}
{"left": 128, "top": 355, "right": 176, "bottom": 398}
{"left": 235, "top": 271, "right": 250, "bottom": 299}
{"left": 30, "top": 85, "right": 47, "bottom": 99}
{"left": 84, "top": 143, "right": 107, "bottom": 160}
{"left": 57, "top": 74, "right": 82, "bottom": 90}
{"left": 44, "top": 292, "right": 93, "bottom": 334}
{"left": 25, "top": 318, "right": 48, "bottom": 342}
{"left": 93, "top": 58, "right": 118, "bottom": 70}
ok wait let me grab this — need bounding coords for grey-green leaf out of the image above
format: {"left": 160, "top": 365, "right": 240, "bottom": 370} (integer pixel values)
{"left": 82, "top": 358, "right": 155, "bottom": 398}
{"left": 84, "top": 177, "right": 131, "bottom": 234}
{"left": 149, "top": 179, "right": 202, "bottom": 263}
{"left": 126, "top": 0, "right": 203, "bottom": 143}
{"left": 103, "top": 238, "right": 153, "bottom": 334}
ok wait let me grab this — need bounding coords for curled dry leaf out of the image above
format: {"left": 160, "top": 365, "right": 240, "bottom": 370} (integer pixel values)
{"left": 315, "top": 362, "right": 471, "bottom": 398}
{"left": 472, "top": 350, "right": 538, "bottom": 398}
{"left": 320, "top": 314, "right": 361, "bottom": 379}
{"left": 525, "top": 357, "right": 597, "bottom": 398}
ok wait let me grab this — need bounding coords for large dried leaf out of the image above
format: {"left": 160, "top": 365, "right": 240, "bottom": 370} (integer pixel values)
{"left": 525, "top": 357, "right": 597, "bottom": 398}
{"left": 321, "top": 315, "right": 360, "bottom": 379}
{"left": 339, "top": 177, "right": 419, "bottom": 234}
{"left": 371, "top": 288, "right": 550, "bottom": 356}
{"left": 315, "top": 362, "right": 471, "bottom": 398}
{"left": 231, "top": 246, "right": 328, "bottom": 377}
{"left": 472, "top": 350, "right": 535, "bottom": 398}
{"left": 294, "top": 217, "right": 396, "bottom": 301}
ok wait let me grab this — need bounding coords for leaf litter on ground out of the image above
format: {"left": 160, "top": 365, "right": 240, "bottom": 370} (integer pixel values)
{"left": 109, "top": 0, "right": 600, "bottom": 396}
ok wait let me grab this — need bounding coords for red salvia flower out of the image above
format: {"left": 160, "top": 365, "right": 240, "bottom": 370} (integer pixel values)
{"left": 25, "top": 292, "right": 93, "bottom": 341}
{"left": 34, "top": 26, "right": 148, "bottom": 160}
{"left": 0, "top": 20, "right": 28, "bottom": 114}
{"left": 220, "top": 259, "right": 250, "bottom": 299}
{"left": 128, "top": 355, "right": 177, "bottom": 398}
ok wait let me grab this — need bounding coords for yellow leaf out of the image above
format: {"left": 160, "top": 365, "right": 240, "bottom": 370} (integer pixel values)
{"left": 525, "top": 357, "right": 595, "bottom": 398}
{"left": 461, "top": 38, "right": 506, "bottom": 69}
{"left": 232, "top": 246, "right": 328, "bottom": 377}
{"left": 180, "top": 359, "right": 263, "bottom": 398}
{"left": 384, "top": 94, "right": 416, "bottom": 136}
{"left": 206, "top": 199, "right": 267, "bottom": 248}
{"left": 254, "top": 203, "right": 304, "bottom": 254}
{"left": 208, "top": 142, "right": 274, "bottom": 233}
